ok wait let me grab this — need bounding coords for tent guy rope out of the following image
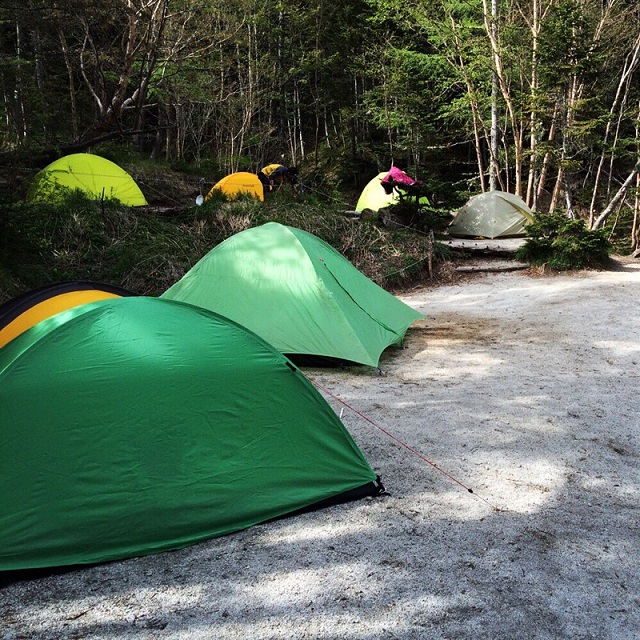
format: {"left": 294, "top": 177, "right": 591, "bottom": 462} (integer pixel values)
{"left": 308, "top": 376, "right": 502, "bottom": 512}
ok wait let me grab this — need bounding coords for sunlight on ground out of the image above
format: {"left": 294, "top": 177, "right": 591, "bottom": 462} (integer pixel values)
{"left": 485, "top": 459, "right": 566, "bottom": 513}
{"left": 407, "top": 349, "right": 503, "bottom": 381}
{"left": 208, "top": 586, "right": 475, "bottom": 639}
{"left": 14, "top": 584, "right": 205, "bottom": 635}
{"left": 592, "top": 339, "right": 640, "bottom": 358}
{"left": 255, "top": 520, "right": 374, "bottom": 546}
{"left": 243, "top": 563, "right": 367, "bottom": 606}
{"left": 415, "top": 456, "right": 566, "bottom": 516}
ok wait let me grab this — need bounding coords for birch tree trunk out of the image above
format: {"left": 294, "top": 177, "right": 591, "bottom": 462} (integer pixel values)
{"left": 488, "top": 0, "right": 499, "bottom": 191}
{"left": 588, "top": 33, "right": 640, "bottom": 227}
{"left": 634, "top": 102, "right": 640, "bottom": 251}
{"left": 592, "top": 161, "right": 640, "bottom": 230}
{"left": 481, "top": 0, "right": 524, "bottom": 196}
{"left": 446, "top": 12, "right": 490, "bottom": 191}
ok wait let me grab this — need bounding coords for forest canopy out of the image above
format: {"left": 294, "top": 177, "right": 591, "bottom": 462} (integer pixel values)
{"left": 1, "top": 0, "right": 639, "bottom": 244}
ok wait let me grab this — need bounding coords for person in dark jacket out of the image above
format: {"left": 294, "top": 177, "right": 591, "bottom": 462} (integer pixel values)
{"left": 257, "top": 164, "right": 299, "bottom": 193}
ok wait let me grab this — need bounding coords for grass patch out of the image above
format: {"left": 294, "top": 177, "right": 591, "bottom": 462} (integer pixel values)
{"left": 0, "top": 190, "right": 449, "bottom": 303}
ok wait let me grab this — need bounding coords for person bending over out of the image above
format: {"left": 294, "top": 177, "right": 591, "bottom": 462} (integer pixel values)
{"left": 258, "top": 164, "right": 299, "bottom": 193}
{"left": 380, "top": 166, "right": 423, "bottom": 195}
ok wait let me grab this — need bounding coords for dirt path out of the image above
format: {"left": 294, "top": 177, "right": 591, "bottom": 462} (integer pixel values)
{"left": 1, "top": 264, "right": 639, "bottom": 639}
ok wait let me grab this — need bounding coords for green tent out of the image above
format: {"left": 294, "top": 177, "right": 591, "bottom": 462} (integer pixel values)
{"left": 355, "top": 172, "right": 400, "bottom": 212}
{"left": 161, "top": 222, "right": 423, "bottom": 367}
{"left": 27, "top": 153, "right": 147, "bottom": 206}
{"left": 448, "top": 191, "right": 533, "bottom": 239}
{"left": 0, "top": 296, "right": 379, "bottom": 571}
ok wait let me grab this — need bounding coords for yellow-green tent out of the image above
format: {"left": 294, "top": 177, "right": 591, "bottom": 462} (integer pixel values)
{"left": 355, "top": 172, "right": 399, "bottom": 212}
{"left": 27, "top": 153, "right": 147, "bottom": 206}
{"left": 355, "top": 172, "right": 429, "bottom": 212}
{"left": 206, "top": 172, "right": 264, "bottom": 201}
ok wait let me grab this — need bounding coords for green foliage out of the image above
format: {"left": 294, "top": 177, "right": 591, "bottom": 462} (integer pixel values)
{"left": 2, "top": 0, "right": 640, "bottom": 245}
{"left": 515, "top": 212, "right": 612, "bottom": 271}
{"left": 538, "top": 1, "right": 604, "bottom": 86}
{"left": 385, "top": 196, "right": 452, "bottom": 235}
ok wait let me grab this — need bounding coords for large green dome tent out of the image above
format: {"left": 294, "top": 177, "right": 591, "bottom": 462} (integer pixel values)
{"left": 161, "top": 222, "right": 424, "bottom": 367}
{"left": 27, "top": 153, "right": 148, "bottom": 206}
{"left": 0, "top": 296, "right": 380, "bottom": 571}
{"left": 447, "top": 191, "right": 533, "bottom": 239}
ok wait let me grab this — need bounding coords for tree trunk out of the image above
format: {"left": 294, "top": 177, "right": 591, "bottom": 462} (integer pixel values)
{"left": 588, "top": 33, "right": 640, "bottom": 226}
{"left": 592, "top": 162, "right": 640, "bottom": 230}
{"left": 59, "top": 29, "right": 79, "bottom": 140}
{"left": 525, "top": 0, "right": 542, "bottom": 208}
{"left": 481, "top": 0, "right": 524, "bottom": 196}
{"left": 536, "top": 101, "right": 560, "bottom": 206}
{"left": 447, "top": 12, "right": 491, "bottom": 191}
{"left": 488, "top": 0, "right": 499, "bottom": 191}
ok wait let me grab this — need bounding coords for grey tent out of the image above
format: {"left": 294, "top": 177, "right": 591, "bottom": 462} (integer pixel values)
{"left": 448, "top": 191, "right": 533, "bottom": 239}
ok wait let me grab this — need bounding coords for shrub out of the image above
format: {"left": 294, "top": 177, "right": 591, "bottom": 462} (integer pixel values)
{"left": 516, "top": 212, "right": 611, "bottom": 270}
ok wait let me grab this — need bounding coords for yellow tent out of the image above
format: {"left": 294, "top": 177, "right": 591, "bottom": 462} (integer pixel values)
{"left": 0, "top": 281, "right": 136, "bottom": 349}
{"left": 206, "top": 172, "right": 264, "bottom": 201}
{"left": 28, "top": 154, "right": 147, "bottom": 206}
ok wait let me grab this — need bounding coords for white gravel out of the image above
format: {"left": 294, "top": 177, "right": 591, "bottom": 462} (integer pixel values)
{"left": 2, "top": 262, "right": 639, "bottom": 639}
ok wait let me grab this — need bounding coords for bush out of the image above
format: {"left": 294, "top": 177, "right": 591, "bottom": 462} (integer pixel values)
{"left": 516, "top": 212, "right": 611, "bottom": 270}
{"left": 384, "top": 198, "right": 452, "bottom": 235}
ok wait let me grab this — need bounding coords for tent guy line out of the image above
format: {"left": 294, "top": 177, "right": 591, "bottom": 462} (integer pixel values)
{"left": 308, "top": 376, "right": 502, "bottom": 513}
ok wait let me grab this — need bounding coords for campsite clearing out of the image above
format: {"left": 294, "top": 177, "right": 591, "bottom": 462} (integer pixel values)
{"left": 1, "top": 261, "right": 639, "bottom": 639}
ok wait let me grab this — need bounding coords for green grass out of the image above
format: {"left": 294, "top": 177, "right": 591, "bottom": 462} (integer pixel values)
{"left": 0, "top": 189, "right": 448, "bottom": 303}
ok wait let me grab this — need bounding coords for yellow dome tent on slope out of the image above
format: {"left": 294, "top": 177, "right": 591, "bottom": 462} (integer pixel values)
{"left": 206, "top": 172, "right": 264, "bottom": 201}
{"left": 355, "top": 171, "right": 429, "bottom": 212}
{"left": 355, "top": 172, "right": 399, "bottom": 212}
{"left": 0, "top": 281, "right": 136, "bottom": 349}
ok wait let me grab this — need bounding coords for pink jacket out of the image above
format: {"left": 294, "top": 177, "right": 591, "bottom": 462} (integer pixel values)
{"left": 381, "top": 166, "right": 421, "bottom": 186}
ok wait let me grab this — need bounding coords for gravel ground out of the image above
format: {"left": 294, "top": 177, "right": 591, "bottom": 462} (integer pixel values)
{"left": 1, "top": 262, "right": 639, "bottom": 639}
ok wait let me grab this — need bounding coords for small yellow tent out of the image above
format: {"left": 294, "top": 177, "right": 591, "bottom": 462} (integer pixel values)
{"left": 206, "top": 172, "right": 264, "bottom": 201}
{"left": 28, "top": 154, "right": 147, "bottom": 206}
{"left": 0, "top": 281, "right": 136, "bottom": 349}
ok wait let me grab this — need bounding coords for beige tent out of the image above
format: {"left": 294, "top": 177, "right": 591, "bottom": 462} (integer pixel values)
{"left": 448, "top": 191, "right": 533, "bottom": 239}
